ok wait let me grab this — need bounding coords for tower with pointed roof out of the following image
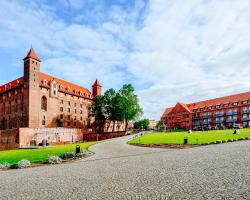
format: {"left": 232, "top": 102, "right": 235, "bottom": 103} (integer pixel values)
{"left": 92, "top": 79, "right": 102, "bottom": 97}
{"left": 23, "top": 48, "right": 41, "bottom": 128}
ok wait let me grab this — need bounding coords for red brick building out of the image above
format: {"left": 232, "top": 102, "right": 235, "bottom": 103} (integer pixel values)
{"left": 161, "top": 92, "right": 250, "bottom": 130}
{"left": 0, "top": 48, "right": 126, "bottom": 149}
{"left": 0, "top": 48, "right": 102, "bottom": 130}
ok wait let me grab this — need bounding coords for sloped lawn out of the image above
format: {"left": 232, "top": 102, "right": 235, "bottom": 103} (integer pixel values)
{"left": 0, "top": 142, "right": 98, "bottom": 165}
{"left": 128, "top": 129, "right": 250, "bottom": 145}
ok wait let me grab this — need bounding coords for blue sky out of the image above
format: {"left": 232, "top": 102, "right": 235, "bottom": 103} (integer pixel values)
{"left": 0, "top": 0, "right": 250, "bottom": 120}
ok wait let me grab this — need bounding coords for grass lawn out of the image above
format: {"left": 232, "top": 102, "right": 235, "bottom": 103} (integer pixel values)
{"left": 128, "top": 129, "right": 250, "bottom": 145}
{"left": 0, "top": 142, "right": 98, "bottom": 165}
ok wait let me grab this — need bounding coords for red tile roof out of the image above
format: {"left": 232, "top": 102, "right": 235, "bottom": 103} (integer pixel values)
{"left": 0, "top": 77, "right": 24, "bottom": 94}
{"left": 23, "top": 48, "right": 41, "bottom": 62}
{"left": 162, "top": 91, "right": 250, "bottom": 118}
{"left": 39, "top": 72, "right": 92, "bottom": 98}
{"left": 92, "top": 79, "right": 101, "bottom": 87}
{"left": 161, "top": 107, "right": 173, "bottom": 119}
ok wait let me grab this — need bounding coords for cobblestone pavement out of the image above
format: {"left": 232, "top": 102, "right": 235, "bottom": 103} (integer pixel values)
{"left": 0, "top": 135, "right": 250, "bottom": 200}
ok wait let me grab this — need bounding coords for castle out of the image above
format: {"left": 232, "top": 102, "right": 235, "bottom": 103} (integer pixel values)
{"left": 0, "top": 48, "right": 125, "bottom": 150}
{"left": 0, "top": 48, "right": 101, "bottom": 130}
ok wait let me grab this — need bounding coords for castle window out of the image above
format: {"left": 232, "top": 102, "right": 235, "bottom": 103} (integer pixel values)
{"left": 52, "top": 83, "right": 57, "bottom": 96}
{"left": 42, "top": 116, "right": 46, "bottom": 125}
{"left": 41, "top": 96, "right": 47, "bottom": 111}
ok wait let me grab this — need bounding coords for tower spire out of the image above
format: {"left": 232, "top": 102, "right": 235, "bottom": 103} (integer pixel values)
{"left": 23, "top": 48, "right": 41, "bottom": 62}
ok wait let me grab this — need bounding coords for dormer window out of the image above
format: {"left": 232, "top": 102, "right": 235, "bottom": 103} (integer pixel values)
{"left": 215, "top": 104, "right": 220, "bottom": 109}
{"left": 43, "top": 80, "right": 48, "bottom": 86}
{"left": 242, "top": 100, "right": 248, "bottom": 105}
{"left": 59, "top": 85, "right": 63, "bottom": 90}
{"left": 66, "top": 87, "right": 70, "bottom": 93}
{"left": 224, "top": 103, "right": 229, "bottom": 108}
{"left": 17, "top": 80, "right": 20, "bottom": 85}
{"left": 233, "top": 102, "right": 238, "bottom": 106}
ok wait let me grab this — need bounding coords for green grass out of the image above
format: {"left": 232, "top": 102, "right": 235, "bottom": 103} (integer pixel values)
{"left": 128, "top": 129, "right": 250, "bottom": 145}
{"left": 0, "top": 142, "right": 98, "bottom": 165}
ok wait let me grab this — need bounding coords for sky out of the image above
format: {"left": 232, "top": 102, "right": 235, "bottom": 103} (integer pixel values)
{"left": 0, "top": 0, "right": 250, "bottom": 120}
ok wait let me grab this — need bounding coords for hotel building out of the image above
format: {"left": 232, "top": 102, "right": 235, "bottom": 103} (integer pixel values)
{"left": 161, "top": 92, "right": 250, "bottom": 130}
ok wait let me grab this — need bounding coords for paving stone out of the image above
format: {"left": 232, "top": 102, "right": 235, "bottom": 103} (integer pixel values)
{"left": 0, "top": 136, "right": 249, "bottom": 200}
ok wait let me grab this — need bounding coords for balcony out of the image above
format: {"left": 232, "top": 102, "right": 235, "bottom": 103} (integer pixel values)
{"left": 214, "top": 119, "right": 224, "bottom": 123}
{"left": 214, "top": 113, "right": 224, "bottom": 117}
{"left": 192, "top": 116, "right": 200, "bottom": 120}
{"left": 242, "top": 109, "right": 250, "bottom": 114}
{"left": 226, "top": 118, "right": 237, "bottom": 123}
{"left": 242, "top": 117, "right": 249, "bottom": 121}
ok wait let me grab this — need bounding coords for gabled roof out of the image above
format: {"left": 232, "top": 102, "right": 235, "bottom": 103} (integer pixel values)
{"left": 23, "top": 48, "right": 41, "bottom": 62}
{"left": 188, "top": 91, "right": 250, "bottom": 110}
{"left": 39, "top": 72, "right": 92, "bottom": 98}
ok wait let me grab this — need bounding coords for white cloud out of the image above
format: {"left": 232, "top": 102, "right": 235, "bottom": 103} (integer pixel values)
{"left": 128, "top": 0, "right": 250, "bottom": 120}
{"left": 1, "top": 0, "right": 250, "bottom": 121}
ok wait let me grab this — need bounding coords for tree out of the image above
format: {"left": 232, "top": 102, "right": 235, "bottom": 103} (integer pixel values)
{"left": 134, "top": 119, "right": 150, "bottom": 130}
{"left": 156, "top": 121, "right": 162, "bottom": 130}
{"left": 90, "top": 95, "right": 106, "bottom": 133}
{"left": 119, "top": 84, "right": 143, "bottom": 131}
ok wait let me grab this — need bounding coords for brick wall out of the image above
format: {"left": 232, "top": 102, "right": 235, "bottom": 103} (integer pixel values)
{"left": 0, "top": 128, "right": 19, "bottom": 150}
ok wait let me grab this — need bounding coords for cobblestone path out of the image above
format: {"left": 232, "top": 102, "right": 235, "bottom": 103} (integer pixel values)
{"left": 0, "top": 136, "right": 249, "bottom": 200}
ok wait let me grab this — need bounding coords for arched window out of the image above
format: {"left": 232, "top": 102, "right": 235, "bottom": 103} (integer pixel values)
{"left": 41, "top": 96, "right": 47, "bottom": 111}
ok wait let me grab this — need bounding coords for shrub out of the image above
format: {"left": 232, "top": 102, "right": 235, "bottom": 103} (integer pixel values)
{"left": 210, "top": 142, "right": 216, "bottom": 144}
{"left": 222, "top": 140, "right": 227, "bottom": 143}
{"left": 17, "top": 159, "right": 31, "bottom": 169}
{"left": 216, "top": 140, "right": 222, "bottom": 144}
{"left": 245, "top": 137, "right": 249, "bottom": 140}
{"left": 60, "top": 152, "right": 75, "bottom": 160}
{"left": 0, "top": 162, "right": 11, "bottom": 170}
{"left": 48, "top": 156, "right": 62, "bottom": 164}
{"left": 238, "top": 138, "right": 244, "bottom": 141}
{"left": 233, "top": 139, "right": 237, "bottom": 142}
{"left": 227, "top": 139, "right": 233, "bottom": 142}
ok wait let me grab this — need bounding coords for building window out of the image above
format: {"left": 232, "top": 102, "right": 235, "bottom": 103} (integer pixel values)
{"left": 207, "top": 106, "right": 212, "bottom": 110}
{"left": 60, "top": 100, "right": 63, "bottom": 104}
{"left": 233, "top": 102, "right": 238, "bottom": 106}
{"left": 224, "top": 103, "right": 229, "bottom": 108}
{"left": 42, "top": 116, "right": 46, "bottom": 125}
{"left": 68, "top": 108, "right": 70, "bottom": 113}
{"left": 60, "top": 107, "right": 63, "bottom": 112}
{"left": 74, "top": 109, "right": 77, "bottom": 114}
{"left": 41, "top": 96, "right": 47, "bottom": 111}
{"left": 74, "top": 103, "right": 77, "bottom": 107}
{"left": 60, "top": 114, "right": 63, "bottom": 119}
{"left": 68, "top": 101, "right": 70, "bottom": 106}
{"left": 215, "top": 104, "right": 220, "bottom": 109}
{"left": 242, "top": 100, "right": 248, "bottom": 105}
